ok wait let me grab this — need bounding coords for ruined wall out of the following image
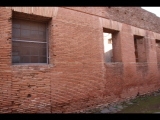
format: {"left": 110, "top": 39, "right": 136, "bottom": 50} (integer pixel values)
{"left": 66, "top": 7, "right": 160, "bottom": 33}
{"left": 0, "top": 7, "right": 160, "bottom": 113}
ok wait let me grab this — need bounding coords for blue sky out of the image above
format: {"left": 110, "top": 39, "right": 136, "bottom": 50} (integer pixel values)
{"left": 141, "top": 7, "right": 160, "bottom": 17}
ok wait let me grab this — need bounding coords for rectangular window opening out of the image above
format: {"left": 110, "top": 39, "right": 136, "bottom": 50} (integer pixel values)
{"left": 156, "top": 39, "right": 160, "bottom": 63}
{"left": 134, "top": 35, "right": 146, "bottom": 62}
{"left": 103, "top": 32, "right": 113, "bottom": 63}
{"left": 103, "top": 28, "right": 120, "bottom": 63}
{"left": 12, "top": 18, "right": 49, "bottom": 64}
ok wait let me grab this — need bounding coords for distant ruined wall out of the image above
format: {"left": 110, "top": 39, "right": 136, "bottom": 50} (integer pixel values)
{"left": 66, "top": 7, "right": 160, "bottom": 34}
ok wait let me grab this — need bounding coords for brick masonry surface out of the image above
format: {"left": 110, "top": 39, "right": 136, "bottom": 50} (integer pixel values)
{"left": 0, "top": 7, "right": 160, "bottom": 113}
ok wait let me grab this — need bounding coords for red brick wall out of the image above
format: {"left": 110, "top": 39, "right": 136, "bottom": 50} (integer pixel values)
{"left": 0, "top": 7, "right": 160, "bottom": 113}
{"left": 66, "top": 7, "right": 160, "bottom": 33}
{"left": 0, "top": 7, "right": 12, "bottom": 113}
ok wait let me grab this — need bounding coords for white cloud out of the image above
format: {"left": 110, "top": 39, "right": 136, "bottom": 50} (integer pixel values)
{"left": 141, "top": 7, "right": 160, "bottom": 17}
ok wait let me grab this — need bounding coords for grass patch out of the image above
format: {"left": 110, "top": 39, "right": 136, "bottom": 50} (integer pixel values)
{"left": 118, "top": 94, "right": 160, "bottom": 113}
